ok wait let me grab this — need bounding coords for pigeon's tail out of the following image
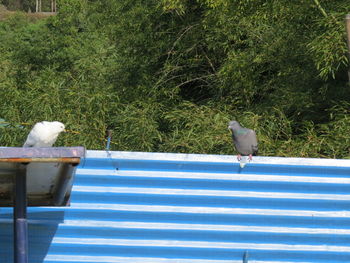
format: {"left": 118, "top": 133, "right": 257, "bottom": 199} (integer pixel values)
{"left": 239, "top": 156, "right": 247, "bottom": 168}
{"left": 240, "top": 162, "right": 246, "bottom": 168}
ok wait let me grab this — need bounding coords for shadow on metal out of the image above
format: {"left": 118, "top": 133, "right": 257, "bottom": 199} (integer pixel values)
{"left": 0, "top": 210, "right": 65, "bottom": 263}
{"left": 243, "top": 250, "right": 249, "bottom": 262}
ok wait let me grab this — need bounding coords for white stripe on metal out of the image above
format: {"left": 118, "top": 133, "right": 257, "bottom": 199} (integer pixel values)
{"left": 44, "top": 255, "right": 237, "bottom": 263}
{"left": 76, "top": 168, "right": 350, "bottom": 184}
{"left": 1, "top": 218, "right": 347, "bottom": 235}
{"left": 85, "top": 150, "right": 350, "bottom": 167}
{"left": 44, "top": 254, "right": 316, "bottom": 263}
{"left": 69, "top": 203, "right": 350, "bottom": 218}
{"left": 58, "top": 220, "right": 350, "bottom": 235}
{"left": 52, "top": 237, "right": 350, "bottom": 252}
{"left": 45, "top": 255, "right": 313, "bottom": 263}
{"left": 73, "top": 186, "right": 350, "bottom": 201}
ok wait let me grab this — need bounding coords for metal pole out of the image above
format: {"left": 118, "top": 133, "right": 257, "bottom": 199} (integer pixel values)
{"left": 14, "top": 163, "right": 28, "bottom": 263}
{"left": 243, "top": 251, "right": 249, "bottom": 263}
{"left": 346, "top": 14, "right": 350, "bottom": 84}
{"left": 106, "top": 130, "right": 112, "bottom": 151}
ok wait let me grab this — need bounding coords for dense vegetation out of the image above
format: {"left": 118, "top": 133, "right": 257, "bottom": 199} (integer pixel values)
{"left": 0, "top": 0, "right": 350, "bottom": 158}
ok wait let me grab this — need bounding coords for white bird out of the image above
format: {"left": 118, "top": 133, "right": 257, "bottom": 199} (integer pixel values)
{"left": 23, "top": 121, "right": 65, "bottom": 147}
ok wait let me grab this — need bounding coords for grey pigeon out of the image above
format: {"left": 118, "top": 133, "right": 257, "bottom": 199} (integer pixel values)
{"left": 228, "top": 120, "right": 258, "bottom": 161}
{"left": 23, "top": 121, "right": 65, "bottom": 147}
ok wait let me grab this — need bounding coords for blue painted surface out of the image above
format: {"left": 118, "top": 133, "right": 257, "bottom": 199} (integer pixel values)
{"left": 1, "top": 150, "right": 350, "bottom": 262}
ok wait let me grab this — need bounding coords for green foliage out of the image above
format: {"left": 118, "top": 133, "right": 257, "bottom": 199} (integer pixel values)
{"left": 160, "top": 102, "right": 231, "bottom": 153}
{"left": 0, "top": 4, "right": 116, "bottom": 148}
{"left": 109, "top": 101, "right": 163, "bottom": 152}
{"left": 0, "top": 0, "right": 350, "bottom": 159}
{"left": 308, "top": 15, "right": 348, "bottom": 80}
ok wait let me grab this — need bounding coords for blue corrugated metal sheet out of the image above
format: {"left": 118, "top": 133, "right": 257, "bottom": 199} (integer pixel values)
{"left": 2, "top": 150, "right": 350, "bottom": 262}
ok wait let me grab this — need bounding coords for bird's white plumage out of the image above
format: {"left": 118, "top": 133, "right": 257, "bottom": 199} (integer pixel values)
{"left": 23, "top": 121, "right": 65, "bottom": 147}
